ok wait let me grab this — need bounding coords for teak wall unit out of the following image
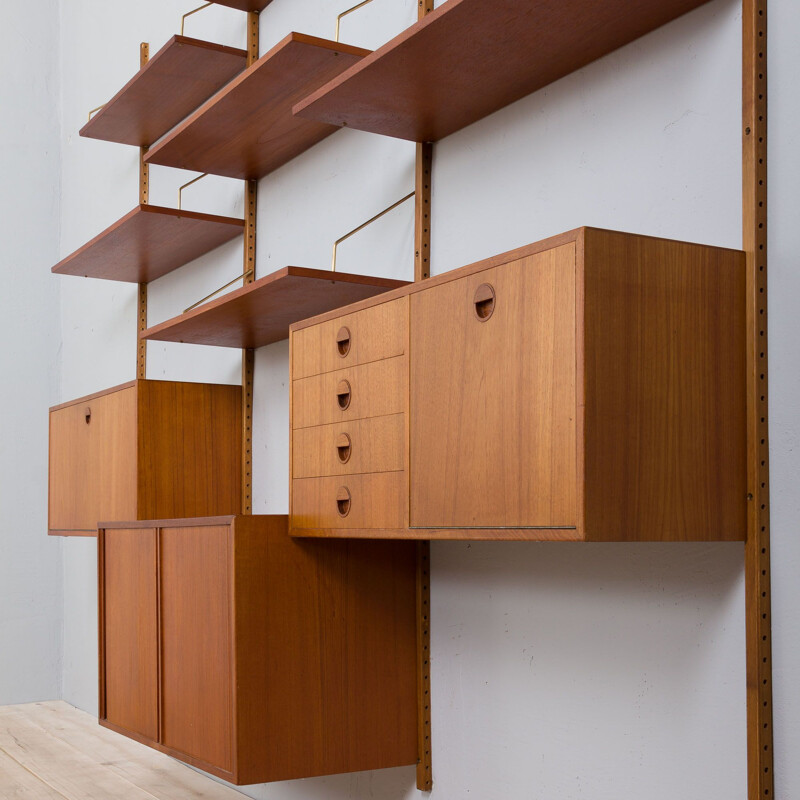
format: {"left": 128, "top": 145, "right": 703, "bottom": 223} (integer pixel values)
{"left": 98, "top": 515, "right": 418, "bottom": 785}
{"left": 289, "top": 228, "right": 746, "bottom": 542}
{"left": 48, "top": 380, "right": 241, "bottom": 537}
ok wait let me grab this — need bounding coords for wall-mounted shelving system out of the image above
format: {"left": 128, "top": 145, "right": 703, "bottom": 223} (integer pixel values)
{"left": 80, "top": 35, "right": 248, "bottom": 147}
{"left": 144, "top": 33, "right": 370, "bottom": 179}
{"left": 142, "top": 268, "right": 408, "bottom": 348}
{"left": 51, "top": 205, "right": 244, "bottom": 282}
{"left": 49, "top": 0, "right": 771, "bottom": 796}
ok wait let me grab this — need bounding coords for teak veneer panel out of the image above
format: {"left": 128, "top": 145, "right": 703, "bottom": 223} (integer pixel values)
{"left": 288, "top": 227, "right": 747, "bottom": 542}
{"left": 294, "top": 0, "right": 714, "bottom": 142}
{"left": 98, "top": 516, "right": 418, "bottom": 785}
{"left": 212, "top": 0, "right": 273, "bottom": 10}
{"left": 142, "top": 267, "right": 408, "bottom": 349}
{"left": 48, "top": 380, "right": 241, "bottom": 536}
{"left": 51, "top": 205, "right": 244, "bottom": 283}
{"left": 79, "top": 36, "right": 248, "bottom": 148}
{"left": 144, "top": 34, "right": 370, "bottom": 180}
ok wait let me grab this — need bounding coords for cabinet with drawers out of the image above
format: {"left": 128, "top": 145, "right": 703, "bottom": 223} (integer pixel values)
{"left": 289, "top": 227, "right": 747, "bottom": 542}
{"left": 98, "top": 515, "right": 418, "bottom": 785}
{"left": 49, "top": 379, "right": 241, "bottom": 536}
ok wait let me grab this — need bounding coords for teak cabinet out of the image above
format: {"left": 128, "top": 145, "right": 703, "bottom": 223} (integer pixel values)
{"left": 98, "top": 515, "right": 418, "bottom": 785}
{"left": 49, "top": 379, "right": 241, "bottom": 536}
{"left": 289, "top": 227, "right": 747, "bottom": 542}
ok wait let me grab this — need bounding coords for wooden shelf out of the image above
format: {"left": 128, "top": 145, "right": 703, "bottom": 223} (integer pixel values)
{"left": 52, "top": 205, "right": 245, "bottom": 283}
{"left": 80, "top": 36, "right": 248, "bottom": 148}
{"left": 142, "top": 267, "right": 409, "bottom": 348}
{"left": 144, "top": 33, "right": 370, "bottom": 180}
{"left": 294, "top": 0, "right": 714, "bottom": 142}
{"left": 212, "top": 0, "right": 273, "bottom": 10}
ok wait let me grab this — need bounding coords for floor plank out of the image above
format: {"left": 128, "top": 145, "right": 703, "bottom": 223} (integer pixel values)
{"left": 0, "top": 748, "right": 68, "bottom": 799}
{"left": 0, "top": 702, "right": 245, "bottom": 800}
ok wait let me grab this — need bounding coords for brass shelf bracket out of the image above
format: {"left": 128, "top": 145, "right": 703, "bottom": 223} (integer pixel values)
{"left": 331, "top": 190, "right": 415, "bottom": 272}
{"left": 177, "top": 172, "right": 209, "bottom": 211}
{"left": 180, "top": 2, "right": 213, "bottom": 36}
{"left": 87, "top": 104, "right": 105, "bottom": 122}
{"left": 335, "top": 0, "right": 377, "bottom": 42}
{"left": 184, "top": 269, "right": 254, "bottom": 314}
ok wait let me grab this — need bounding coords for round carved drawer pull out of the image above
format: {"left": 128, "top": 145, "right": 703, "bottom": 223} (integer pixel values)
{"left": 336, "top": 379, "right": 352, "bottom": 410}
{"left": 336, "top": 326, "right": 351, "bottom": 357}
{"left": 84, "top": 406, "right": 92, "bottom": 425}
{"left": 473, "top": 283, "right": 496, "bottom": 321}
{"left": 336, "top": 486, "right": 352, "bottom": 517}
{"left": 336, "top": 432, "right": 352, "bottom": 464}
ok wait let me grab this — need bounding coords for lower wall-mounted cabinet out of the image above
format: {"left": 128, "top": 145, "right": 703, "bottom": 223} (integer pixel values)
{"left": 98, "top": 515, "right": 418, "bottom": 785}
{"left": 48, "top": 379, "right": 241, "bottom": 536}
{"left": 289, "top": 227, "right": 747, "bottom": 542}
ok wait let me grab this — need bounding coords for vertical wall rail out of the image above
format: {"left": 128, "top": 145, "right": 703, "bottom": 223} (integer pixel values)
{"left": 414, "top": 2, "right": 434, "bottom": 792}
{"left": 137, "top": 42, "right": 150, "bottom": 379}
{"left": 743, "top": 1, "right": 772, "bottom": 798}
{"left": 241, "top": 14, "right": 259, "bottom": 515}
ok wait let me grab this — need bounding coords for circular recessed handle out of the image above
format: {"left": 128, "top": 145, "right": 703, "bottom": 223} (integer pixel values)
{"left": 473, "top": 283, "right": 496, "bottom": 321}
{"left": 336, "top": 326, "right": 351, "bottom": 357}
{"left": 336, "top": 379, "right": 352, "bottom": 410}
{"left": 336, "top": 486, "right": 352, "bottom": 517}
{"left": 84, "top": 406, "right": 92, "bottom": 425}
{"left": 336, "top": 432, "right": 352, "bottom": 464}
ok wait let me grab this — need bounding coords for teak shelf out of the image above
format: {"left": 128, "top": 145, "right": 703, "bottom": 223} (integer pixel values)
{"left": 141, "top": 267, "right": 409, "bottom": 349}
{"left": 144, "top": 33, "right": 370, "bottom": 180}
{"left": 80, "top": 36, "right": 248, "bottom": 148}
{"left": 51, "top": 205, "right": 245, "bottom": 283}
{"left": 294, "top": 0, "right": 714, "bottom": 142}
{"left": 211, "top": 0, "right": 273, "bottom": 10}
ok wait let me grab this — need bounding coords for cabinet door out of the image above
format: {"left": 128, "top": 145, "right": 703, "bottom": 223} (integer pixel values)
{"left": 101, "top": 528, "right": 159, "bottom": 742}
{"left": 49, "top": 387, "right": 137, "bottom": 534}
{"left": 159, "top": 525, "right": 234, "bottom": 775}
{"left": 410, "top": 244, "right": 577, "bottom": 528}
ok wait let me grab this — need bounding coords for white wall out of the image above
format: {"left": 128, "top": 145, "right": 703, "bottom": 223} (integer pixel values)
{"left": 0, "top": 0, "right": 63, "bottom": 704}
{"left": 48, "top": 0, "right": 798, "bottom": 797}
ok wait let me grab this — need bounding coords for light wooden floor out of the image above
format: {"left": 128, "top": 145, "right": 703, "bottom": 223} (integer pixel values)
{"left": 0, "top": 701, "right": 246, "bottom": 799}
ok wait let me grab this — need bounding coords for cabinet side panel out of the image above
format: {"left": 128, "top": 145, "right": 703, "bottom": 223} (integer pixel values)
{"left": 234, "top": 518, "right": 417, "bottom": 784}
{"left": 49, "top": 387, "right": 137, "bottom": 534}
{"left": 583, "top": 230, "right": 747, "bottom": 541}
{"left": 160, "top": 524, "right": 233, "bottom": 774}
{"left": 410, "top": 245, "right": 577, "bottom": 528}
{"left": 101, "top": 527, "right": 159, "bottom": 742}
{"left": 137, "top": 381, "right": 242, "bottom": 520}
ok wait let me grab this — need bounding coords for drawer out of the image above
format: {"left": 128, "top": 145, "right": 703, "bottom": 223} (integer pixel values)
{"left": 292, "top": 356, "right": 406, "bottom": 429}
{"left": 293, "top": 414, "right": 405, "bottom": 478}
{"left": 292, "top": 297, "right": 407, "bottom": 379}
{"left": 292, "top": 472, "right": 406, "bottom": 530}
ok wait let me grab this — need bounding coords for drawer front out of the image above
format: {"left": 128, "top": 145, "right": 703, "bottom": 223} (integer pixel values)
{"left": 292, "top": 472, "right": 406, "bottom": 530}
{"left": 49, "top": 387, "right": 137, "bottom": 533}
{"left": 292, "top": 356, "right": 406, "bottom": 429}
{"left": 293, "top": 414, "right": 405, "bottom": 478}
{"left": 292, "top": 297, "right": 407, "bottom": 379}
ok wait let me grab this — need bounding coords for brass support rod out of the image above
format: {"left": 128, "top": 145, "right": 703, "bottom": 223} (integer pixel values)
{"left": 177, "top": 173, "right": 209, "bottom": 210}
{"left": 335, "top": 0, "right": 377, "bottom": 42}
{"left": 331, "top": 191, "right": 415, "bottom": 272}
{"left": 180, "top": 2, "right": 213, "bottom": 36}
{"left": 183, "top": 269, "right": 254, "bottom": 314}
{"left": 87, "top": 104, "right": 105, "bottom": 122}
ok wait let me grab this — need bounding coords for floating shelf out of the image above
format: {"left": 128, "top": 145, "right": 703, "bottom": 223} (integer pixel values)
{"left": 80, "top": 36, "right": 248, "bottom": 148}
{"left": 52, "top": 205, "right": 245, "bottom": 283}
{"left": 144, "top": 33, "right": 370, "bottom": 180}
{"left": 142, "top": 267, "right": 408, "bottom": 348}
{"left": 294, "top": 0, "right": 714, "bottom": 142}
{"left": 212, "top": 0, "right": 273, "bottom": 9}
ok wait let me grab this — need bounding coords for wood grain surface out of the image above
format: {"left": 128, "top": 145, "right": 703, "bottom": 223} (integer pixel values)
{"left": 142, "top": 267, "right": 408, "bottom": 348}
{"left": 51, "top": 205, "right": 244, "bottom": 283}
{"left": 294, "top": 0, "right": 714, "bottom": 142}
{"left": 80, "top": 36, "right": 247, "bottom": 147}
{"left": 145, "top": 33, "right": 370, "bottom": 179}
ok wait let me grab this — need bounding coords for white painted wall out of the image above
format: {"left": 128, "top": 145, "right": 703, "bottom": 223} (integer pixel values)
{"left": 0, "top": 0, "right": 63, "bottom": 704}
{"left": 38, "top": 0, "right": 798, "bottom": 797}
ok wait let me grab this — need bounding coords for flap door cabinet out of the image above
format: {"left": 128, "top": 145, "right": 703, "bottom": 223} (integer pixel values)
{"left": 99, "top": 516, "right": 418, "bottom": 785}
{"left": 289, "top": 227, "right": 747, "bottom": 543}
{"left": 49, "top": 379, "right": 242, "bottom": 536}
